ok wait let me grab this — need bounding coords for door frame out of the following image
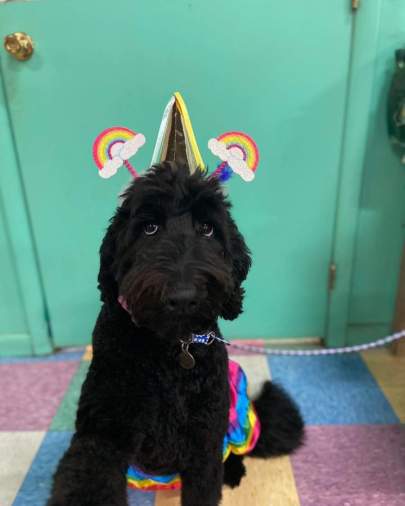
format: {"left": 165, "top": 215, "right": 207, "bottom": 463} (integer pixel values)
{"left": 326, "top": 0, "right": 383, "bottom": 346}
{"left": 0, "top": 61, "right": 52, "bottom": 356}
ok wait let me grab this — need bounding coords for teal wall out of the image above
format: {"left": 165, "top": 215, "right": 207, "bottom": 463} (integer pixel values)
{"left": 0, "top": 0, "right": 404, "bottom": 355}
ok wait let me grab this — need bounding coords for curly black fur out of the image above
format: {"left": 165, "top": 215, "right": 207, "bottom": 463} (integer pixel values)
{"left": 251, "top": 381, "right": 305, "bottom": 457}
{"left": 47, "top": 163, "right": 304, "bottom": 506}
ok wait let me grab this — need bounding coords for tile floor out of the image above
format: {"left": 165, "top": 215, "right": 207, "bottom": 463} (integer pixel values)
{"left": 1, "top": 343, "right": 404, "bottom": 506}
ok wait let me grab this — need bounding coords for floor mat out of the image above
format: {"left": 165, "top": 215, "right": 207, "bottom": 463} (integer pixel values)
{"left": 1, "top": 345, "right": 404, "bottom": 506}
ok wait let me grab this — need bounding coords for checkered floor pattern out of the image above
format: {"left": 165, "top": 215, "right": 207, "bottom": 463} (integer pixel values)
{"left": 1, "top": 342, "right": 404, "bottom": 506}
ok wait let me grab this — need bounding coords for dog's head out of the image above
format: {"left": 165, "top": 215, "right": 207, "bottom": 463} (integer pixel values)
{"left": 98, "top": 162, "right": 251, "bottom": 339}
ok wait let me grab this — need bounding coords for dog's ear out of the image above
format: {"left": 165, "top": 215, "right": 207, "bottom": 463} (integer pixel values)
{"left": 98, "top": 206, "right": 128, "bottom": 306}
{"left": 220, "top": 216, "right": 252, "bottom": 320}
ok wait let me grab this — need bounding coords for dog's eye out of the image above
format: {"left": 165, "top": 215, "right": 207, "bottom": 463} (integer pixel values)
{"left": 144, "top": 223, "right": 159, "bottom": 236}
{"left": 200, "top": 223, "right": 214, "bottom": 238}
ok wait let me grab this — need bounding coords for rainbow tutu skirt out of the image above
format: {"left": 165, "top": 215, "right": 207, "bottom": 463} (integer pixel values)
{"left": 127, "top": 359, "right": 261, "bottom": 491}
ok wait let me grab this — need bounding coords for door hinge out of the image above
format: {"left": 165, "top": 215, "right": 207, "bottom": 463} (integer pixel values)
{"left": 352, "top": 0, "right": 360, "bottom": 12}
{"left": 329, "top": 263, "right": 337, "bottom": 291}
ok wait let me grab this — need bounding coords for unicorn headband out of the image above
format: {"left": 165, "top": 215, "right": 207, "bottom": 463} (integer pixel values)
{"left": 92, "top": 92, "right": 260, "bottom": 183}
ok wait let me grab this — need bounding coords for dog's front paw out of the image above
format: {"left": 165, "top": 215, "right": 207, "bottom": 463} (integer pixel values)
{"left": 223, "top": 453, "right": 246, "bottom": 488}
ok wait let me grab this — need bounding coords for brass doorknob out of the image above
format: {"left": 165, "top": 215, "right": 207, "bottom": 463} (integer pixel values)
{"left": 4, "top": 32, "right": 34, "bottom": 61}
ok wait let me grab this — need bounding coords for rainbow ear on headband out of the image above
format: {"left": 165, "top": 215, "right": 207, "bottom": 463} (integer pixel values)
{"left": 208, "top": 132, "right": 259, "bottom": 183}
{"left": 93, "top": 127, "right": 146, "bottom": 179}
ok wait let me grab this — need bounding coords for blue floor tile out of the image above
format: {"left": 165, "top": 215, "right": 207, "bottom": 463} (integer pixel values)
{"left": 268, "top": 354, "right": 399, "bottom": 424}
{"left": 13, "top": 432, "right": 73, "bottom": 506}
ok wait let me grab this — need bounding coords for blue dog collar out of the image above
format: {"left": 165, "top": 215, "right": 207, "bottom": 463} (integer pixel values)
{"left": 190, "top": 332, "right": 230, "bottom": 346}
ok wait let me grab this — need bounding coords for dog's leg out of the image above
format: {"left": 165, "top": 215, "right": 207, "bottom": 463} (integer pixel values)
{"left": 47, "top": 435, "right": 128, "bottom": 506}
{"left": 223, "top": 453, "right": 246, "bottom": 488}
{"left": 180, "top": 450, "right": 224, "bottom": 506}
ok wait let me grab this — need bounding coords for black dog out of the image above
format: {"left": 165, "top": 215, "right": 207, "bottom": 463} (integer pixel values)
{"left": 47, "top": 163, "right": 304, "bottom": 506}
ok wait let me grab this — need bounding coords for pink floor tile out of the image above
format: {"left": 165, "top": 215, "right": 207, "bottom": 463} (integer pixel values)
{"left": 292, "top": 425, "right": 405, "bottom": 506}
{"left": 0, "top": 362, "right": 79, "bottom": 430}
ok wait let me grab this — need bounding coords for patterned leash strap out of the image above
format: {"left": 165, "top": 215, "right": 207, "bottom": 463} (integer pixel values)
{"left": 228, "top": 330, "right": 405, "bottom": 356}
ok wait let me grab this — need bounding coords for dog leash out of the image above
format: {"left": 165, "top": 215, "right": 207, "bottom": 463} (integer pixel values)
{"left": 179, "top": 330, "right": 405, "bottom": 368}
{"left": 227, "top": 329, "right": 405, "bottom": 356}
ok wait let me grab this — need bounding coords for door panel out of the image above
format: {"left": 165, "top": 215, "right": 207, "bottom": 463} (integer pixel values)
{"left": 1, "top": 0, "right": 353, "bottom": 344}
{"left": 0, "top": 63, "right": 51, "bottom": 356}
{"left": 347, "top": 1, "right": 405, "bottom": 343}
{"left": 0, "top": 198, "right": 26, "bottom": 334}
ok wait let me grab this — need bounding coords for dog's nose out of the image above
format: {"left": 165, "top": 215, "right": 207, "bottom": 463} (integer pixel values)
{"left": 167, "top": 286, "right": 198, "bottom": 313}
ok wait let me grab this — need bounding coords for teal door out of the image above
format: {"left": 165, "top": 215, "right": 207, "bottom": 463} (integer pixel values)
{"left": 346, "top": 1, "right": 405, "bottom": 345}
{"left": 0, "top": 0, "right": 356, "bottom": 347}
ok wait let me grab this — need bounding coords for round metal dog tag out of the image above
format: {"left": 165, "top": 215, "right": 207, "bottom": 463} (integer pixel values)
{"left": 179, "top": 351, "right": 195, "bottom": 369}
{"left": 179, "top": 342, "right": 195, "bottom": 369}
